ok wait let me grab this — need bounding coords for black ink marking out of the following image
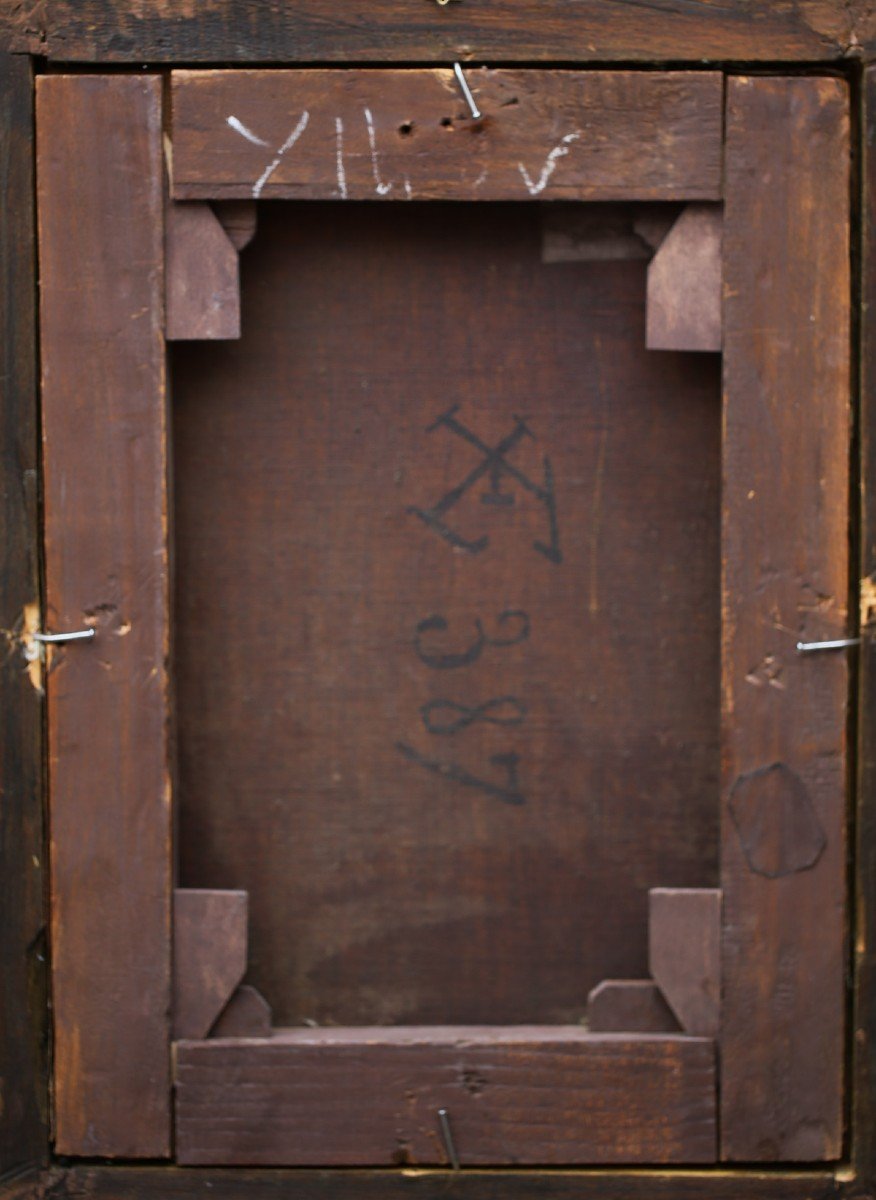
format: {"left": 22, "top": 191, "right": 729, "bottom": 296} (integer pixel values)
{"left": 396, "top": 742, "right": 526, "bottom": 806}
{"left": 421, "top": 695, "right": 527, "bottom": 736}
{"left": 484, "top": 609, "right": 530, "bottom": 648}
{"left": 729, "top": 762, "right": 826, "bottom": 879}
{"left": 413, "top": 610, "right": 529, "bottom": 670}
{"left": 533, "top": 456, "right": 562, "bottom": 565}
{"left": 407, "top": 406, "right": 562, "bottom": 563}
{"left": 414, "top": 614, "right": 485, "bottom": 670}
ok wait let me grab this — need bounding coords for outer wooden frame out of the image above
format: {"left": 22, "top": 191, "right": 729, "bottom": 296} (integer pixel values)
{"left": 33, "top": 66, "right": 852, "bottom": 1171}
{"left": 0, "top": 48, "right": 47, "bottom": 1187}
{"left": 1, "top": 44, "right": 867, "bottom": 1200}
{"left": 0, "top": 1, "right": 874, "bottom": 64}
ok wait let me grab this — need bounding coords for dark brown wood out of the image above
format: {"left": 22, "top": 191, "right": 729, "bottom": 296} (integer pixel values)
{"left": 214, "top": 201, "right": 257, "bottom": 252}
{"left": 540, "top": 205, "right": 676, "bottom": 265}
{"left": 586, "top": 981, "right": 679, "bottom": 1033}
{"left": 174, "top": 202, "right": 720, "bottom": 1028}
{"left": 175, "top": 1029, "right": 716, "bottom": 1166}
{"left": 721, "top": 76, "right": 851, "bottom": 1162}
{"left": 211, "top": 985, "right": 272, "bottom": 1039}
{"left": 646, "top": 205, "right": 722, "bottom": 353}
{"left": 648, "top": 889, "right": 720, "bottom": 1037}
{"left": 165, "top": 201, "right": 240, "bottom": 340}
{"left": 37, "top": 74, "right": 171, "bottom": 1158}
{"left": 0, "top": 50, "right": 48, "bottom": 1177}
{"left": 174, "top": 890, "right": 248, "bottom": 1040}
{"left": 8, "top": 2, "right": 865, "bottom": 64}
{"left": 36, "top": 1165, "right": 845, "bottom": 1200}
{"left": 170, "top": 70, "right": 723, "bottom": 202}
{"left": 854, "top": 65, "right": 876, "bottom": 1191}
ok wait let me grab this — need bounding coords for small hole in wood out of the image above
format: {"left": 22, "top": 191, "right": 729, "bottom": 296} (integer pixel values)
{"left": 398, "top": 122, "right": 414, "bottom": 137}
{"left": 440, "top": 117, "right": 454, "bottom": 129}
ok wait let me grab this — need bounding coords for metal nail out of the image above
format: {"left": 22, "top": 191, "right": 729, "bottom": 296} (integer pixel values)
{"left": 453, "top": 63, "right": 482, "bottom": 121}
{"left": 33, "top": 628, "right": 96, "bottom": 644}
{"left": 438, "top": 1107, "right": 460, "bottom": 1170}
{"left": 795, "top": 637, "right": 860, "bottom": 653}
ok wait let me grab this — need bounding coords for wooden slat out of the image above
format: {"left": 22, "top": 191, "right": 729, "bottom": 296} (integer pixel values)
{"left": 174, "top": 889, "right": 248, "bottom": 1040}
{"left": 175, "top": 1028, "right": 716, "bottom": 1166}
{"left": 648, "top": 889, "right": 720, "bottom": 1037}
{"left": 721, "top": 76, "right": 850, "bottom": 1161}
{"left": 0, "top": 50, "right": 47, "bottom": 1175}
{"left": 36, "top": 1166, "right": 844, "bottom": 1200}
{"left": 170, "top": 70, "right": 722, "bottom": 202}
{"left": 37, "top": 75, "right": 171, "bottom": 1158}
{"left": 10, "top": 2, "right": 859, "bottom": 64}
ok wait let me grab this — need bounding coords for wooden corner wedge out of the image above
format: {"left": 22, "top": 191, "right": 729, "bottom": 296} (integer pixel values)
{"left": 646, "top": 203, "right": 722, "bottom": 352}
{"left": 649, "top": 888, "right": 721, "bottom": 1036}
{"left": 213, "top": 200, "right": 258, "bottom": 250}
{"left": 587, "top": 980, "right": 679, "bottom": 1033}
{"left": 165, "top": 200, "right": 241, "bottom": 340}
{"left": 211, "top": 983, "right": 272, "bottom": 1038}
{"left": 173, "top": 889, "right": 248, "bottom": 1040}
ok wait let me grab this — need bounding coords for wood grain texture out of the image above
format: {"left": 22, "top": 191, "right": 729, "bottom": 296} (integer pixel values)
{"left": 9, "top": 1172, "right": 819, "bottom": 1200}
{"left": 175, "top": 1029, "right": 716, "bottom": 1166}
{"left": 854, "top": 65, "right": 876, "bottom": 1190}
{"left": 35, "top": 1167, "right": 845, "bottom": 1200}
{"left": 10, "top": 1, "right": 863, "bottom": 63}
{"left": 0, "top": 50, "right": 47, "bottom": 1177}
{"left": 37, "top": 74, "right": 171, "bottom": 1158}
{"left": 721, "top": 76, "right": 851, "bottom": 1162}
{"left": 173, "top": 890, "right": 248, "bottom": 1040}
{"left": 586, "top": 981, "right": 678, "bottom": 1033}
{"left": 174, "top": 202, "right": 720, "bottom": 1028}
{"left": 170, "top": 70, "right": 723, "bottom": 202}
{"left": 646, "top": 205, "right": 722, "bottom": 352}
{"left": 211, "top": 985, "right": 272, "bottom": 1039}
{"left": 648, "top": 889, "right": 720, "bottom": 1037}
{"left": 165, "top": 201, "right": 240, "bottom": 340}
